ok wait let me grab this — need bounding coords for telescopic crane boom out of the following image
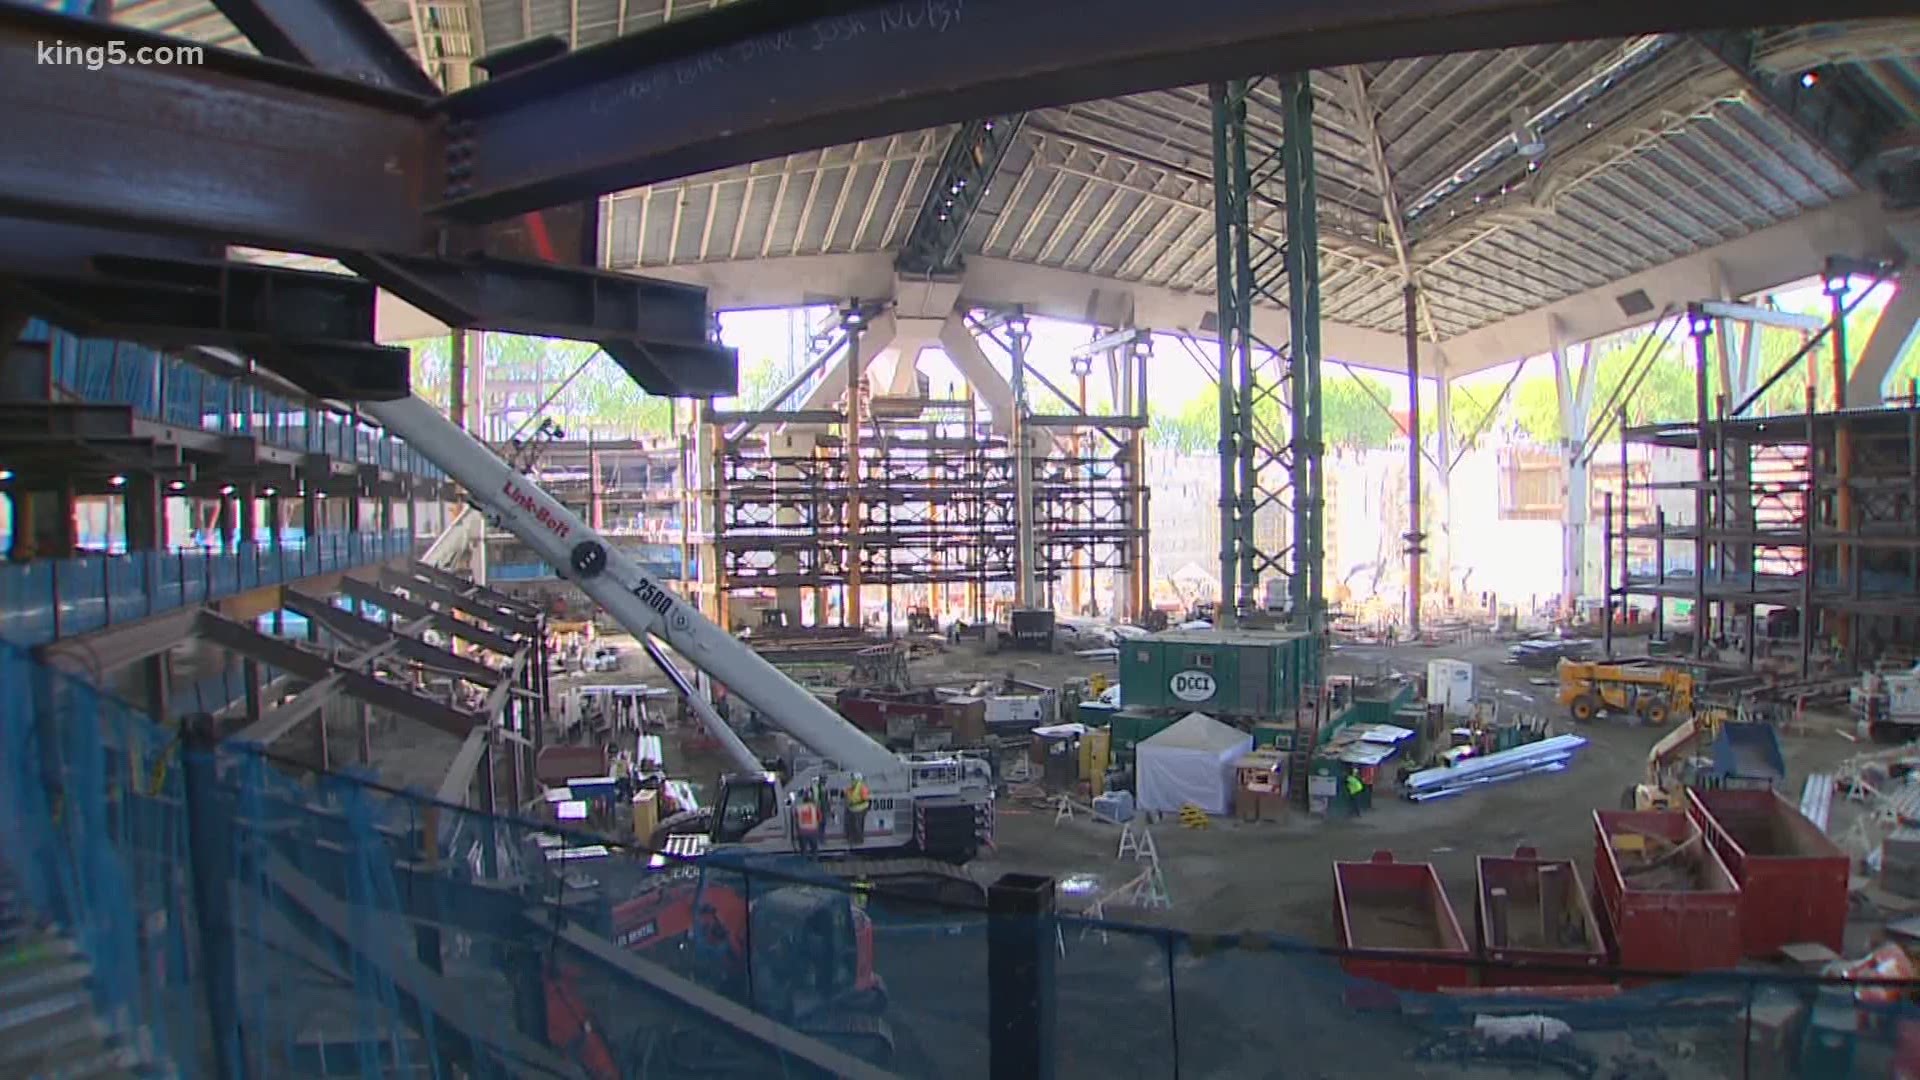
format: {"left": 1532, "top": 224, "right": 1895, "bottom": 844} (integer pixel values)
{"left": 363, "top": 397, "right": 904, "bottom": 782}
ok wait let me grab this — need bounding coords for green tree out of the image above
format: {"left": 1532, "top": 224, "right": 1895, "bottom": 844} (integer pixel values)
{"left": 1312, "top": 371, "right": 1399, "bottom": 450}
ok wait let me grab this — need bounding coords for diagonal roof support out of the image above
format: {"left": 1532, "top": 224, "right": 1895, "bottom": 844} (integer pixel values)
{"left": 376, "top": 568, "right": 539, "bottom": 640}
{"left": 338, "top": 577, "right": 521, "bottom": 656}
{"left": 1695, "top": 30, "right": 1920, "bottom": 207}
{"left": 1339, "top": 65, "right": 1443, "bottom": 346}
{"left": 281, "top": 588, "right": 505, "bottom": 686}
{"left": 895, "top": 115, "right": 1027, "bottom": 277}
{"left": 195, "top": 611, "right": 479, "bottom": 738}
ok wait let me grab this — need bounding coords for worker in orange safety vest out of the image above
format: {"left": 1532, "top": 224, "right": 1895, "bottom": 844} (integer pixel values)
{"left": 844, "top": 773, "right": 872, "bottom": 846}
{"left": 793, "top": 792, "right": 822, "bottom": 855}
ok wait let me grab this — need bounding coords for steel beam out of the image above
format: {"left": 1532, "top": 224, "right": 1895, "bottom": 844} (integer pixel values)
{"left": 376, "top": 568, "right": 538, "bottom": 639}
{"left": 433, "top": 0, "right": 1908, "bottom": 222}
{"left": 896, "top": 115, "right": 1026, "bottom": 276}
{"left": 235, "top": 670, "right": 356, "bottom": 745}
{"left": 281, "top": 589, "right": 503, "bottom": 685}
{"left": 194, "top": 611, "right": 477, "bottom": 737}
{"left": 0, "top": 218, "right": 217, "bottom": 279}
{"left": 437, "top": 728, "right": 489, "bottom": 804}
{"left": 538, "top": 916, "right": 889, "bottom": 1080}
{"left": 208, "top": 0, "right": 438, "bottom": 95}
{"left": 362, "top": 253, "right": 737, "bottom": 396}
{"left": 17, "top": 256, "right": 411, "bottom": 401}
{"left": 0, "top": 4, "right": 431, "bottom": 255}
{"left": 263, "top": 857, "right": 576, "bottom": 1078}
{"left": 337, "top": 577, "right": 520, "bottom": 656}
{"left": 407, "top": 561, "right": 542, "bottom": 618}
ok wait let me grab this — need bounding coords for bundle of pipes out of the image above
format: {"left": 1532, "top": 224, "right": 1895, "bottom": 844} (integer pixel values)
{"left": 1405, "top": 735, "right": 1589, "bottom": 803}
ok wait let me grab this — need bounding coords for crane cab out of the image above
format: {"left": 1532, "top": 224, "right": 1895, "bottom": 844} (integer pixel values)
{"left": 712, "top": 771, "right": 780, "bottom": 843}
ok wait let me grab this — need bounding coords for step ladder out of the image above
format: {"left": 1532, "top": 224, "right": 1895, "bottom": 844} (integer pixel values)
{"left": 1117, "top": 821, "right": 1157, "bottom": 863}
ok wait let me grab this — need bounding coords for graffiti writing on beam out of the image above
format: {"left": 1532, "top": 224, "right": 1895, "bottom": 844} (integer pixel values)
{"left": 589, "top": 0, "right": 965, "bottom": 116}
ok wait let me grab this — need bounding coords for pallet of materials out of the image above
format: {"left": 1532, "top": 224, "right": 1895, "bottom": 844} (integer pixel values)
{"left": 1404, "top": 735, "right": 1588, "bottom": 802}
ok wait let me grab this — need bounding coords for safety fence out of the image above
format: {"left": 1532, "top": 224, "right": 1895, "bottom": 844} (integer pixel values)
{"left": 5, "top": 640, "right": 1920, "bottom": 1079}
{"left": 0, "top": 529, "right": 420, "bottom": 645}
{"left": 23, "top": 319, "right": 446, "bottom": 482}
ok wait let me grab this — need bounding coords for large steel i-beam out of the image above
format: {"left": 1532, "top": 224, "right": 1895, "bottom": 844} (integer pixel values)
{"left": 2, "top": 0, "right": 1909, "bottom": 257}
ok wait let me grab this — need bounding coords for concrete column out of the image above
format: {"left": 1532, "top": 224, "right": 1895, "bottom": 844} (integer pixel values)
{"left": 1553, "top": 335, "right": 1597, "bottom": 613}
{"left": 1847, "top": 283, "right": 1920, "bottom": 405}
{"left": 1432, "top": 363, "right": 1454, "bottom": 605}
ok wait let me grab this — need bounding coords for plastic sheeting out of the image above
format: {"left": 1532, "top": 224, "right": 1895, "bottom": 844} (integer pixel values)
{"left": 1136, "top": 712, "right": 1253, "bottom": 815}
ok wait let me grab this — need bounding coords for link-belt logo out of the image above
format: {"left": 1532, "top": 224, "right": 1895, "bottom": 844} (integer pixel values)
{"left": 501, "top": 479, "right": 570, "bottom": 541}
{"left": 632, "top": 578, "right": 675, "bottom": 619}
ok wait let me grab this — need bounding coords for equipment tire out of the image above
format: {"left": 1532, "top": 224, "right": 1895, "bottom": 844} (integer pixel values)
{"left": 1569, "top": 694, "right": 1598, "bottom": 722}
{"left": 1644, "top": 699, "right": 1670, "bottom": 725}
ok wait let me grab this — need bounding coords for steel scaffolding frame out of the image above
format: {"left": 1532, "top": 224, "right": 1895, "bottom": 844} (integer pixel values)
{"left": 711, "top": 403, "right": 1145, "bottom": 626}
{"left": 1211, "top": 73, "right": 1324, "bottom": 631}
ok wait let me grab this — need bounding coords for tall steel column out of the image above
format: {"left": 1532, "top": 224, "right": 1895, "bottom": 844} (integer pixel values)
{"left": 1281, "top": 73, "right": 1325, "bottom": 635}
{"left": 1210, "top": 75, "right": 1320, "bottom": 630}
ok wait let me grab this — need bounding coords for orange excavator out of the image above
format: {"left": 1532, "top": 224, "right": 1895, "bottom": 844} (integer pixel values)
{"left": 544, "top": 864, "right": 894, "bottom": 1075}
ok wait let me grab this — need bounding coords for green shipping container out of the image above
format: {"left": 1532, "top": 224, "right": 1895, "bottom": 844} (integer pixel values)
{"left": 1108, "top": 708, "right": 1180, "bottom": 756}
{"left": 1118, "top": 628, "right": 1320, "bottom": 717}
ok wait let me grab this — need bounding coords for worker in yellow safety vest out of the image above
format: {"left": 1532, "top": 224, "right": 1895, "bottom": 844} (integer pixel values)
{"left": 845, "top": 773, "right": 871, "bottom": 846}
{"left": 1343, "top": 769, "right": 1365, "bottom": 818}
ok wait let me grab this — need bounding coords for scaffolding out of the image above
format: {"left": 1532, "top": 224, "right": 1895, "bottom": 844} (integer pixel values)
{"left": 709, "top": 397, "right": 1146, "bottom": 629}
{"left": 1608, "top": 275, "right": 1920, "bottom": 675}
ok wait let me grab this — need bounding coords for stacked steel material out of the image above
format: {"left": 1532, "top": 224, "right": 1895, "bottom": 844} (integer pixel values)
{"left": 1404, "top": 735, "right": 1588, "bottom": 802}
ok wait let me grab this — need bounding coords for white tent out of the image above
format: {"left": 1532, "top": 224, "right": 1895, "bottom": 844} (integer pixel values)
{"left": 1135, "top": 712, "right": 1254, "bottom": 815}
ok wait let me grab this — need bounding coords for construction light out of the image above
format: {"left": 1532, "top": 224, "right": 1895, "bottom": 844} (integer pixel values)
{"left": 0, "top": 469, "right": 12, "bottom": 482}
{"left": 109, "top": 474, "right": 126, "bottom": 488}
{"left": 1823, "top": 273, "right": 1851, "bottom": 298}
{"left": 219, "top": 484, "right": 235, "bottom": 496}
{"left": 262, "top": 486, "right": 277, "bottom": 497}
{"left": 168, "top": 481, "right": 185, "bottom": 492}
{"left": 1800, "top": 70, "right": 1820, "bottom": 89}
{"left": 1687, "top": 311, "right": 1715, "bottom": 338}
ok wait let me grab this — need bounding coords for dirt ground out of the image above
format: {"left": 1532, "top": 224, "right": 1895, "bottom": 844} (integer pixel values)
{"left": 972, "top": 636, "right": 1869, "bottom": 944}
{"left": 559, "top": 630, "right": 1869, "bottom": 948}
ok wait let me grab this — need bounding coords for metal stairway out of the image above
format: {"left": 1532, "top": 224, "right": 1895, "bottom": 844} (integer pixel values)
{"left": 0, "top": 884, "right": 169, "bottom": 1079}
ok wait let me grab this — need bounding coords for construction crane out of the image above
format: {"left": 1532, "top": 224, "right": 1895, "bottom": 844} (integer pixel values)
{"left": 362, "top": 397, "right": 993, "bottom": 902}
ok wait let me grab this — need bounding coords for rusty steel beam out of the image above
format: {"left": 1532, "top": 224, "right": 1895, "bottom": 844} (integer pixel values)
{"left": 337, "top": 577, "right": 522, "bottom": 656}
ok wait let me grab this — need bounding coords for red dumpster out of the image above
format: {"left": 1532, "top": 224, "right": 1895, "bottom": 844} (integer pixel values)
{"left": 1334, "top": 850, "right": 1473, "bottom": 997}
{"left": 1592, "top": 809, "right": 1741, "bottom": 977}
{"left": 1475, "top": 846, "right": 1609, "bottom": 986}
{"left": 1686, "top": 788, "right": 1848, "bottom": 957}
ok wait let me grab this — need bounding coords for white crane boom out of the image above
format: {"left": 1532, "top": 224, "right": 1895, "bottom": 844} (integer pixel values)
{"left": 640, "top": 635, "right": 765, "bottom": 778}
{"left": 363, "top": 396, "right": 903, "bottom": 782}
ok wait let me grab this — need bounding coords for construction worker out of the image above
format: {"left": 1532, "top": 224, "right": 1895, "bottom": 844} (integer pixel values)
{"left": 845, "top": 772, "right": 871, "bottom": 846}
{"left": 793, "top": 792, "right": 822, "bottom": 856}
{"left": 1343, "top": 767, "right": 1365, "bottom": 818}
